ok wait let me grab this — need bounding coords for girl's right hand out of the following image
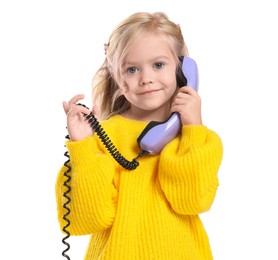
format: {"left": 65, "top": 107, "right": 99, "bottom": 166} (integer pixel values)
{"left": 63, "top": 94, "right": 95, "bottom": 141}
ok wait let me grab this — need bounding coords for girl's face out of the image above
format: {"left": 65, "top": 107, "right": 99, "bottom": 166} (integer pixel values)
{"left": 120, "top": 33, "right": 178, "bottom": 121}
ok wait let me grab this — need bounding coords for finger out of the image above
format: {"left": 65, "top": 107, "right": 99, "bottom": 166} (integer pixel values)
{"left": 63, "top": 94, "right": 85, "bottom": 113}
{"left": 67, "top": 103, "right": 91, "bottom": 116}
{"left": 63, "top": 101, "right": 69, "bottom": 114}
{"left": 177, "top": 88, "right": 200, "bottom": 103}
{"left": 68, "top": 94, "right": 85, "bottom": 106}
{"left": 178, "top": 86, "right": 198, "bottom": 97}
{"left": 170, "top": 103, "right": 184, "bottom": 114}
{"left": 173, "top": 91, "right": 193, "bottom": 104}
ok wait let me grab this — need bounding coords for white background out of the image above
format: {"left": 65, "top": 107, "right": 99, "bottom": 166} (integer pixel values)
{"left": 1, "top": 0, "right": 277, "bottom": 259}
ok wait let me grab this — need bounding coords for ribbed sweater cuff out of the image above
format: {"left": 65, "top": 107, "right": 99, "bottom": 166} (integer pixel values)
{"left": 178, "top": 125, "right": 208, "bottom": 154}
{"left": 65, "top": 136, "right": 99, "bottom": 169}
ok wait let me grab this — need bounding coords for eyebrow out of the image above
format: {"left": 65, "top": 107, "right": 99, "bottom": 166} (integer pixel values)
{"left": 124, "top": 56, "right": 171, "bottom": 66}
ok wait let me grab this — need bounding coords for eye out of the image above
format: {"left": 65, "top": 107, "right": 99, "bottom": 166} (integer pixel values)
{"left": 154, "top": 62, "right": 165, "bottom": 70}
{"left": 127, "top": 67, "right": 138, "bottom": 74}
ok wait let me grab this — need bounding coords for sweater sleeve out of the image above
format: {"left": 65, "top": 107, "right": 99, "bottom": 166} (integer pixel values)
{"left": 55, "top": 136, "right": 118, "bottom": 235}
{"left": 157, "top": 125, "right": 223, "bottom": 215}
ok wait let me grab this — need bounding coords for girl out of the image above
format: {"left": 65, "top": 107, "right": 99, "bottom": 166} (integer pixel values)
{"left": 56, "top": 12, "right": 223, "bottom": 259}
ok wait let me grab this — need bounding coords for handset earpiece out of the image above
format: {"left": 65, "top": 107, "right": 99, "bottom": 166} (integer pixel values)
{"left": 181, "top": 56, "right": 199, "bottom": 92}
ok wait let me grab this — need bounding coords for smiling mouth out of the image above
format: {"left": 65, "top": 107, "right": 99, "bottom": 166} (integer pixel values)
{"left": 140, "top": 89, "right": 160, "bottom": 95}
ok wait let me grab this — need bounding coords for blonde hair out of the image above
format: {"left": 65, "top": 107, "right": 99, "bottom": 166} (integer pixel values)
{"left": 92, "top": 12, "right": 189, "bottom": 120}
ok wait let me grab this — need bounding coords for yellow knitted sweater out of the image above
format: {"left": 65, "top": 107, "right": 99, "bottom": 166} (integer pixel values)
{"left": 56, "top": 115, "right": 223, "bottom": 259}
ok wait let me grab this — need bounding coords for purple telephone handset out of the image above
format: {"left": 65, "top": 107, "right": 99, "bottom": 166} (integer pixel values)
{"left": 137, "top": 56, "right": 199, "bottom": 154}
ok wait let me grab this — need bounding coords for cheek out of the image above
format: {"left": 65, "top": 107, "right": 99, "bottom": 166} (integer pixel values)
{"left": 123, "top": 78, "right": 133, "bottom": 87}
{"left": 169, "top": 87, "right": 178, "bottom": 101}
{"left": 166, "top": 78, "right": 179, "bottom": 97}
{"left": 163, "top": 74, "right": 177, "bottom": 91}
{"left": 118, "top": 86, "right": 126, "bottom": 95}
{"left": 117, "top": 78, "right": 130, "bottom": 93}
{"left": 122, "top": 78, "right": 138, "bottom": 93}
{"left": 118, "top": 84, "right": 130, "bottom": 95}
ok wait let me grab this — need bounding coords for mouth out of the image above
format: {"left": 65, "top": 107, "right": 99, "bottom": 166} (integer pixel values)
{"left": 139, "top": 89, "right": 160, "bottom": 95}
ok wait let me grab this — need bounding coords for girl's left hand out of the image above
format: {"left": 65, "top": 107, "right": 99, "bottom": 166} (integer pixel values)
{"left": 170, "top": 86, "right": 203, "bottom": 126}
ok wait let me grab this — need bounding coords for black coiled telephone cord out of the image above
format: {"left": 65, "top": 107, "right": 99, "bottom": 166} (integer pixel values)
{"left": 61, "top": 104, "right": 148, "bottom": 259}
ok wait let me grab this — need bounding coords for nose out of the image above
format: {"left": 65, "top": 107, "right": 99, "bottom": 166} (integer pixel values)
{"left": 139, "top": 69, "right": 154, "bottom": 86}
